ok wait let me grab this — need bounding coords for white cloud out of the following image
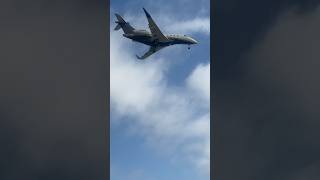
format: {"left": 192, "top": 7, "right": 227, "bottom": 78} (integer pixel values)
{"left": 187, "top": 63, "right": 210, "bottom": 102}
{"left": 110, "top": 20, "right": 210, "bottom": 176}
{"left": 164, "top": 18, "right": 210, "bottom": 35}
{"left": 110, "top": 33, "right": 165, "bottom": 114}
{"left": 111, "top": 165, "right": 156, "bottom": 180}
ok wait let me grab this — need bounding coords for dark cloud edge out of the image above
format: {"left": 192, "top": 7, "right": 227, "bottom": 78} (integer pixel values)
{"left": 0, "top": 0, "right": 110, "bottom": 179}
{"left": 212, "top": 1, "right": 320, "bottom": 180}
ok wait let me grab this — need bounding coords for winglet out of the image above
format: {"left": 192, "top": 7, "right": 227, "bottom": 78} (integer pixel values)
{"left": 142, "top": 8, "right": 151, "bottom": 18}
{"left": 136, "top": 55, "right": 143, "bottom": 60}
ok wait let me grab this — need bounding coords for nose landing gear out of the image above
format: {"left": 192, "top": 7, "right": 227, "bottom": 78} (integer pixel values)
{"left": 188, "top": 45, "right": 191, "bottom": 50}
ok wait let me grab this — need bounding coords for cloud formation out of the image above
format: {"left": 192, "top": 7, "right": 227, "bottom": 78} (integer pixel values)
{"left": 110, "top": 27, "right": 210, "bottom": 176}
{"left": 164, "top": 18, "right": 210, "bottom": 35}
{"left": 187, "top": 63, "right": 210, "bottom": 101}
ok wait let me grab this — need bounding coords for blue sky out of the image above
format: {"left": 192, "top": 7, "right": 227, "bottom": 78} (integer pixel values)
{"left": 110, "top": 0, "right": 210, "bottom": 179}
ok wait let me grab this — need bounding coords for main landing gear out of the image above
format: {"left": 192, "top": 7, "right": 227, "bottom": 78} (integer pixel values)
{"left": 188, "top": 45, "right": 191, "bottom": 50}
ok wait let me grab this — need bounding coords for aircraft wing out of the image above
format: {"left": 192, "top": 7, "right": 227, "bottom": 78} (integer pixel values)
{"left": 136, "top": 46, "right": 165, "bottom": 60}
{"left": 143, "top": 8, "right": 169, "bottom": 42}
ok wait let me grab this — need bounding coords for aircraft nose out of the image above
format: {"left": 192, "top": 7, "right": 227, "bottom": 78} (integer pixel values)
{"left": 189, "top": 37, "right": 198, "bottom": 44}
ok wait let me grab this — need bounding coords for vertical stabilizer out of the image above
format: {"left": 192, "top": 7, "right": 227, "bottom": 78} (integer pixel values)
{"left": 114, "top": 14, "right": 135, "bottom": 34}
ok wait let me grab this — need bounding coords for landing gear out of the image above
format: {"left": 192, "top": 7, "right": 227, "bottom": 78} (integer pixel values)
{"left": 188, "top": 45, "right": 190, "bottom": 50}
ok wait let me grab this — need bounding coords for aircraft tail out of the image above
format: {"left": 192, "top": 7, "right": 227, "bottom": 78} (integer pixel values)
{"left": 114, "top": 14, "right": 135, "bottom": 34}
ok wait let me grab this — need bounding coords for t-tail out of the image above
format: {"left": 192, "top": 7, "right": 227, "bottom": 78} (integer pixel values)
{"left": 114, "top": 13, "right": 135, "bottom": 34}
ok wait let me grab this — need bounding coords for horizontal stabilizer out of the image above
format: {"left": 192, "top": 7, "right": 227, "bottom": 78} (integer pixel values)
{"left": 114, "top": 24, "right": 121, "bottom": 31}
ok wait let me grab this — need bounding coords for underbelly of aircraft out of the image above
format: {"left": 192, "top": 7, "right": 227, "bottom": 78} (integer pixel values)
{"left": 129, "top": 35, "right": 151, "bottom": 44}
{"left": 128, "top": 35, "right": 184, "bottom": 47}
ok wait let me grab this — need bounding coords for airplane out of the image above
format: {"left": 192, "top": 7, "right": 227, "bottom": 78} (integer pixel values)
{"left": 114, "top": 8, "right": 198, "bottom": 60}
